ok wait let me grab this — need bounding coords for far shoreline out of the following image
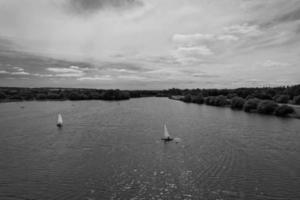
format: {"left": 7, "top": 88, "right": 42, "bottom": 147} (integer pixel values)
{"left": 1, "top": 85, "right": 300, "bottom": 119}
{"left": 169, "top": 95, "right": 300, "bottom": 119}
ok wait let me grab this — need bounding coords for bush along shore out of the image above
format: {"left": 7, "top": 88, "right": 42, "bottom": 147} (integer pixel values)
{"left": 0, "top": 88, "right": 132, "bottom": 101}
{"left": 0, "top": 87, "right": 172, "bottom": 102}
{"left": 172, "top": 93, "right": 300, "bottom": 118}
{"left": 1, "top": 85, "right": 300, "bottom": 118}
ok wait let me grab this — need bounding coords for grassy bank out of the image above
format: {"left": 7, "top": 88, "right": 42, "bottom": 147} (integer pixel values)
{"left": 170, "top": 95, "right": 300, "bottom": 119}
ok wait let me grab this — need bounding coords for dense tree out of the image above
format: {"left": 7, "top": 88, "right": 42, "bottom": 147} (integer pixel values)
{"left": 227, "top": 93, "right": 238, "bottom": 99}
{"left": 231, "top": 97, "right": 246, "bottom": 110}
{"left": 205, "top": 95, "right": 227, "bottom": 106}
{"left": 215, "top": 95, "right": 228, "bottom": 106}
{"left": 0, "top": 91, "right": 7, "bottom": 99}
{"left": 293, "top": 95, "right": 300, "bottom": 105}
{"left": 257, "top": 100, "right": 279, "bottom": 114}
{"left": 182, "top": 94, "right": 192, "bottom": 103}
{"left": 47, "top": 92, "right": 61, "bottom": 100}
{"left": 36, "top": 93, "right": 47, "bottom": 100}
{"left": 116, "top": 91, "right": 130, "bottom": 100}
{"left": 243, "top": 98, "right": 260, "bottom": 112}
{"left": 191, "top": 93, "right": 204, "bottom": 104}
{"left": 274, "top": 105, "right": 295, "bottom": 117}
{"left": 204, "top": 96, "right": 216, "bottom": 105}
{"left": 0, "top": 84, "right": 300, "bottom": 104}
{"left": 67, "top": 92, "right": 87, "bottom": 100}
{"left": 274, "top": 95, "right": 289, "bottom": 103}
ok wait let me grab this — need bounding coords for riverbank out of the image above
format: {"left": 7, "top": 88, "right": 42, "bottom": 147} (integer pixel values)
{"left": 290, "top": 104, "right": 300, "bottom": 118}
{"left": 170, "top": 95, "right": 300, "bottom": 119}
{"left": 1, "top": 85, "right": 300, "bottom": 114}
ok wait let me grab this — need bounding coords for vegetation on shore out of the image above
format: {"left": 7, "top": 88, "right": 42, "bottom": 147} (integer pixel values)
{"left": 0, "top": 85, "right": 300, "bottom": 118}
{"left": 0, "top": 88, "right": 131, "bottom": 101}
{"left": 175, "top": 84, "right": 300, "bottom": 118}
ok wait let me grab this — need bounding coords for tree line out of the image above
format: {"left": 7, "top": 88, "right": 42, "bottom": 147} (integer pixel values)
{"left": 0, "top": 85, "right": 299, "bottom": 113}
{"left": 177, "top": 84, "right": 300, "bottom": 117}
{"left": 0, "top": 88, "right": 131, "bottom": 101}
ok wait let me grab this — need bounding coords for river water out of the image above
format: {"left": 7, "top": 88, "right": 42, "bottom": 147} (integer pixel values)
{"left": 0, "top": 98, "right": 299, "bottom": 200}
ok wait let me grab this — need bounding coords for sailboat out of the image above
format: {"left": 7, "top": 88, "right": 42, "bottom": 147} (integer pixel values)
{"left": 161, "top": 124, "right": 173, "bottom": 142}
{"left": 57, "top": 113, "right": 63, "bottom": 127}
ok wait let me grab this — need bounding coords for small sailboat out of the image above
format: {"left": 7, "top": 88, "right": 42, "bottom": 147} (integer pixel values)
{"left": 161, "top": 124, "right": 173, "bottom": 142}
{"left": 57, "top": 113, "right": 63, "bottom": 127}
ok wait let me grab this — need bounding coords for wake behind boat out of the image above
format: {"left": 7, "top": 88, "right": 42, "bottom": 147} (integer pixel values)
{"left": 161, "top": 124, "right": 173, "bottom": 142}
{"left": 57, "top": 113, "right": 63, "bottom": 127}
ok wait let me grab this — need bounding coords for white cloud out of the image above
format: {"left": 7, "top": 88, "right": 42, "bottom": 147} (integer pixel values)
{"left": 11, "top": 71, "right": 30, "bottom": 75}
{"left": 172, "top": 34, "right": 215, "bottom": 44}
{"left": 12, "top": 67, "right": 24, "bottom": 71}
{"left": 77, "top": 75, "right": 112, "bottom": 81}
{"left": 70, "top": 65, "right": 79, "bottom": 70}
{"left": 32, "top": 73, "right": 54, "bottom": 77}
{"left": 55, "top": 73, "right": 84, "bottom": 77}
{"left": 173, "top": 46, "right": 213, "bottom": 64}
{"left": 176, "top": 46, "right": 213, "bottom": 57}
{"left": 118, "top": 75, "right": 147, "bottom": 80}
{"left": 224, "top": 23, "right": 262, "bottom": 36}
{"left": 47, "top": 67, "right": 83, "bottom": 73}
{"left": 173, "top": 33, "right": 239, "bottom": 45}
{"left": 46, "top": 67, "right": 86, "bottom": 77}
{"left": 217, "top": 34, "right": 239, "bottom": 42}
{"left": 262, "top": 60, "right": 289, "bottom": 68}
{"left": 0, "top": 70, "right": 9, "bottom": 74}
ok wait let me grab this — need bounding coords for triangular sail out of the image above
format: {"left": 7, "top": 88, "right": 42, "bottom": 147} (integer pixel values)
{"left": 164, "top": 124, "right": 170, "bottom": 138}
{"left": 57, "top": 114, "right": 63, "bottom": 126}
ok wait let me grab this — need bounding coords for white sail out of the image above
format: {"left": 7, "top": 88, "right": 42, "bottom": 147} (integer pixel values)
{"left": 164, "top": 124, "right": 170, "bottom": 138}
{"left": 57, "top": 114, "right": 63, "bottom": 126}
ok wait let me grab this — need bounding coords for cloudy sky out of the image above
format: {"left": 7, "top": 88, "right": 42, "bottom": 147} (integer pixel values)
{"left": 0, "top": 0, "right": 299, "bottom": 89}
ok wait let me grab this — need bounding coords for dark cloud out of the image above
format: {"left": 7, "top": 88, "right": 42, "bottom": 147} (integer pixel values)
{"left": 67, "top": 0, "right": 143, "bottom": 15}
{"left": 276, "top": 7, "right": 300, "bottom": 23}
{"left": 0, "top": 38, "right": 20, "bottom": 53}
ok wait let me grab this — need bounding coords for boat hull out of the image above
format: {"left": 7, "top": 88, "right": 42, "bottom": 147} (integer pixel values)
{"left": 161, "top": 138, "right": 173, "bottom": 142}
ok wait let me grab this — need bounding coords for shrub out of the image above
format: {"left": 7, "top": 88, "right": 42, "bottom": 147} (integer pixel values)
{"left": 9, "top": 95, "right": 23, "bottom": 100}
{"left": 0, "top": 92, "right": 7, "bottom": 99}
{"left": 205, "top": 96, "right": 215, "bottom": 105}
{"left": 101, "top": 90, "right": 130, "bottom": 100}
{"left": 47, "top": 92, "right": 61, "bottom": 100}
{"left": 274, "top": 95, "right": 289, "bottom": 103}
{"left": 116, "top": 91, "right": 130, "bottom": 100}
{"left": 215, "top": 95, "right": 228, "bottom": 106}
{"left": 191, "top": 93, "right": 204, "bottom": 104}
{"left": 68, "top": 92, "right": 86, "bottom": 100}
{"left": 293, "top": 95, "right": 300, "bottom": 105}
{"left": 227, "top": 93, "right": 237, "bottom": 99}
{"left": 246, "top": 95, "right": 255, "bottom": 100}
{"left": 205, "top": 95, "right": 227, "bottom": 106}
{"left": 21, "top": 92, "right": 34, "bottom": 100}
{"left": 182, "top": 94, "right": 192, "bottom": 103}
{"left": 231, "top": 97, "right": 245, "bottom": 110}
{"left": 253, "top": 91, "right": 272, "bottom": 100}
{"left": 257, "top": 100, "right": 278, "bottom": 114}
{"left": 274, "top": 105, "right": 295, "bottom": 117}
{"left": 36, "top": 93, "right": 47, "bottom": 100}
{"left": 243, "top": 98, "right": 260, "bottom": 112}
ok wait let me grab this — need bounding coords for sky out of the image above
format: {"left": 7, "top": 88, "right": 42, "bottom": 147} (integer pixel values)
{"left": 0, "top": 0, "right": 299, "bottom": 89}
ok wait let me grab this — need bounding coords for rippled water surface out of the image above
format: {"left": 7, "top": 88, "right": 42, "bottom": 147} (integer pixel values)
{"left": 0, "top": 98, "right": 299, "bottom": 200}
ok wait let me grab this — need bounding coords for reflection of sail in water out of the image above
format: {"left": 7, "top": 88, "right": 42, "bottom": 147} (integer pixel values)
{"left": 57, "top": 114, "right": 63, "bottom": 127}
